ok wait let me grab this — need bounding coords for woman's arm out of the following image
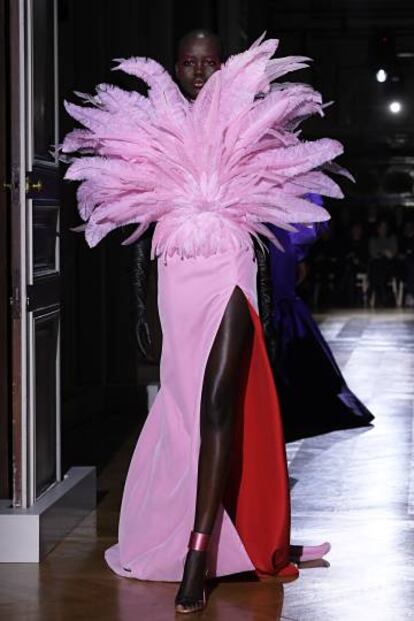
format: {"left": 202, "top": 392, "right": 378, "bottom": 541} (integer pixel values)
{"left": 129, "top": 226, "right": 154, "bottom": 360}
{"left": 255, "top": 241, "right": 277, "bottom": 365}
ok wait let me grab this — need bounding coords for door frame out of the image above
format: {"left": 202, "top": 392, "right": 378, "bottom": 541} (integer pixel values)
{"left": 0, "top": 0, "right": 10, "bottom": 499}
{"left": 9, "top": 0, "right": 28, "bottom": 508}
{"left": 8, "top": 0, "right": 60, "bottom": 508}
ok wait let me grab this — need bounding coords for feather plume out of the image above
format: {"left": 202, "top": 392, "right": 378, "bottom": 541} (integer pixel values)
{"left": 62, "top": 35, "right": 350, "bottom": 258}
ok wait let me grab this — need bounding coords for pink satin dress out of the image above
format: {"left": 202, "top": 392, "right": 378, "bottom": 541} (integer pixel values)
{"left": 105, "top": 243, "right": 291, "bottom": 581}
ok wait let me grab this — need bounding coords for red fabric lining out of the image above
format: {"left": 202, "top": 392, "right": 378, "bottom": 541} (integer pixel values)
{"left": 224, "top": 300, "right": 290, "bottom": 574}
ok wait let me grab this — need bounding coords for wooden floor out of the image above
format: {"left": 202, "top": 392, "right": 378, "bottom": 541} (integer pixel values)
{"left": 1, "top": 310, "right": 413, "bottom": 621}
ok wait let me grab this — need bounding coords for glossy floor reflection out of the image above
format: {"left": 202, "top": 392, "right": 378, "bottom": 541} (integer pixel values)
{"left": 284, "top": 309, "right": 414, "bottom": 621}
{"left": 0, "top": 310, "right": 413, "bottom": 621}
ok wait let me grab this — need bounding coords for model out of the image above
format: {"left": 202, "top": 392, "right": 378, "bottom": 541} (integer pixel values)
{"left": 267, "top": 209, "right": 374, "bottom": 441}
{"left": 62, "top": 31, "right": 347, "bottom": 614}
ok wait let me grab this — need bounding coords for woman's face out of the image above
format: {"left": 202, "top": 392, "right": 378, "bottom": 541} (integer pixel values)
{"left": 175, "top": 35, "right": 221, "bottom": 100}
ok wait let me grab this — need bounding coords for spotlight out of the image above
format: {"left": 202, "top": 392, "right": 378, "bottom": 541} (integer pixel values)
{"left": 389, "top": 101, "right": 402, "bottom": 114}
{"left": 376, "top": 68, "right": 388, "bottom": 82}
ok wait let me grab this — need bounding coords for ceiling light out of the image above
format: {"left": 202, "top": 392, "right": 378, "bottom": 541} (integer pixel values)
{"left": 389, "top": 101, "right": 402, "bottom": 114}
{"left": 376, "top": 68, "right": 388, "bottom": 83}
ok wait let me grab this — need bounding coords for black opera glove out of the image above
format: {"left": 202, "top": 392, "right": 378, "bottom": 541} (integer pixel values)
{"left": 255, "top": 241, "right": 278, "bottom": 365}
{"left": 130, "top": 227, "right": 154, "bottom": 360}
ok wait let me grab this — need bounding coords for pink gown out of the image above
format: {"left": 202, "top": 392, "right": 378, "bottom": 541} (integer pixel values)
{"left": 62, "top": 35, "right": 348, "bottom": 582}
{"left": 105, "top": 245, "right": 293, "bottom": 580}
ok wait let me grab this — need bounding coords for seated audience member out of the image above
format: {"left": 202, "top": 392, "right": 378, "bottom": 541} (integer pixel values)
{"left": 338, "top": 221, "right": 369, "bottom": 306}
{"left": 368, "top": 220, "right": 398, "bottom": 306}
{"left": 311, "top": 222, "right": 338, "bottom": 306}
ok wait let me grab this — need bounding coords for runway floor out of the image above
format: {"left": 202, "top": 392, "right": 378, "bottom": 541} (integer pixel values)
{"left": 1, "top": 310, "right": 413, "bottom": 620}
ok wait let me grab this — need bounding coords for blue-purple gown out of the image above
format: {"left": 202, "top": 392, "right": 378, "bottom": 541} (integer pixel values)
{"left": 267, "top": 199, "right": 374, "bottom": 440}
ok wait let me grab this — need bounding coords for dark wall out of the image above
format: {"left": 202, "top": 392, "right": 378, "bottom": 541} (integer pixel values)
{"left": 58, "top": 0, "right": 167, "bottom": 471}
{"left": 242, "top": 0, "right": 414, "bottom": 208}
{"left": 244, "top": 0, "right": 414, "bottom": 140}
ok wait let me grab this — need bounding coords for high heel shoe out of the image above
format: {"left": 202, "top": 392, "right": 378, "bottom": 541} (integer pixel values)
{"left": 175, "top": 531, "right": 209, "bottom": 615}
{"left": 291, "top": 541, "right": 331, "bottom": 563}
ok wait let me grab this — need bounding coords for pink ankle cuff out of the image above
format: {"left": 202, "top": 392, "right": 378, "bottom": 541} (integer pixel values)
{"left": 188, "top": 531, "right": 210, "bottom": 552}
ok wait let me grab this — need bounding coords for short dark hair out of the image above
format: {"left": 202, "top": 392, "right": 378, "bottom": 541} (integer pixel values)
{"left": 177, "top": 29, "right": 222, "bottom": 58}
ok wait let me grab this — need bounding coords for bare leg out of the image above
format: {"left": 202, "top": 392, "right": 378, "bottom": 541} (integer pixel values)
{"left": 175, "top": 287, "right": 253, "bottom": 610}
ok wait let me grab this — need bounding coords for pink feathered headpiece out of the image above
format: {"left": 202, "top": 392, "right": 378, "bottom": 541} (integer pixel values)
{"left": 62, "top": 34, "right": 352, "bottom": 259}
